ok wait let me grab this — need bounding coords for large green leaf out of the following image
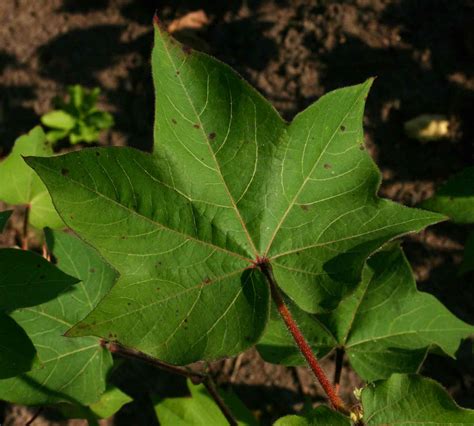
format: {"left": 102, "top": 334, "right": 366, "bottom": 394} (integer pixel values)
{"left": 274, "top": 406, "right": 350, "bottom": 426}
{"left": 258, "top": 246, "right": 474, "bottom": 381}
{"left": 421, "top": 167, "right": 474, "bottom": 224}
{"left": 154, "top": 380, "right": 257, "bottom": 426}
{"left": 0, "top": 230, "right": 116, "bottom": 405}
{"left": 0, "top": 127, "right": 63, "bottom": 228}
{"left": 0, "top": 210, "right": 12, "bottom": 231}
{"left": 0, "top": 313, "right": 37, "bottom": 379}
{"left": 362, "top": 374, "right": 474, "bottom": 425}
{"left": 27, "top": 24, "right": 442, "bottom": 364}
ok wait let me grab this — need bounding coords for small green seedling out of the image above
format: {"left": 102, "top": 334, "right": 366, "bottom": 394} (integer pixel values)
{"left": 41, "top": 84, "right": 114, "bottom": 145}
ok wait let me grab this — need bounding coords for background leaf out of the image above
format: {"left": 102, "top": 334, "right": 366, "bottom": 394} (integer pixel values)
{"left": 154, "top": 379, "right": 257, "bottom": 426}
{"left": 27, "top": 25, "right": 442, "bottom": 364}
{"left": 274, "top": 406, "right": 350, "bottom": 425}
{"left": 362, "top": 374, "right": 474, "bottom": 425}
{"left": 0, "top": 230, "right": 116, "bottom": 405}
{"left": 0, "top": 248, "right": 78, "bottom": 311}
{"left": 258, "top": 246, "right": 474, "bottom": 381}
{"left": 41, "top": 110, "right": 76, "bottom": 130}
{"left": 0, "top": 127, "right": 63, "bottom": 229}
{"left": 421, "top": 167, "right": 474, "bottom": 224}
{"left": 0, "top": 313, "right": 37, "bottom": 379}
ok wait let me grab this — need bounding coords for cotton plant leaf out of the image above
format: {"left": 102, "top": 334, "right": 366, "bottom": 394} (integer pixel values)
{"left": 57, "top": 385, "right": 132, "bottom": 421}
{"left": 0, "top": 313, "right": 37, "bottom": 379}
{"left": 27, "top": 23, "right": 442, "bottom": 364}
{"left": 0, "top": 248, "right": 78, "bottom": 311}
{"left": 274, "top": 406, "right": 350, "bottom": 426}
{"left": 258, "top": 246, "right": 474, "bottom": 381}
{"left": 0, "top": 210, "right": 12, "bottom": 231}
{"left": 361, "top": 374, "right": 474, "bottom": 425}
{"left": 0, "top": 230, "right": 116, "bottom": 405}
{"left": 0, "top": 126, "right": 63, "bottom": 229}
{"left": 421, "top": 167, "right": 474, "bottom": 224}
{"left": 154, "top": 379, "right": 257, "bottom": 426}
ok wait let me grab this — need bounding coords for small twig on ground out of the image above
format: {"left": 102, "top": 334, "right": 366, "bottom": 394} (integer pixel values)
{"left": 230, "top": 352, "right": 244, "bottom": 383}
{"left": 21, "top": 205, "right": 30, "bottom": 250}
{"left": 25, "top": 406, "right": 43, "bottom": 425}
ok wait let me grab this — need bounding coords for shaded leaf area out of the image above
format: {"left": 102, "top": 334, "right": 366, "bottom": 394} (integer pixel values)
{"left": 0, "top": 210, "right": 12, "bottom": 231}
{"left": 274, "top": 405, "right": 350, "bottom": 426}
{"left": 154, "top": 379, "right": 257, "bottom": 426}
{"left": 57, "top": 385, "right": 132, "bottom": 423}
{"left": 27, "top": 25, "right": 441, "bottom": 364}
{"left": 0, "top": 313, "right": 37, "bottom": 379}
{"left": 362, "top": 374, "right": 474, "bottom": 425}
{"left": 421, "top": 167, "right": 474, "bottom": 224}
{"left": 0, "top": 248, "right": 78, "bottom": 311}
{"left": 0, "top": 230, "right": 116, "bottom": 405}
{"left": 0, "top": 247, "right": 77, "bottom": 379}
{"left": 460, "top": 231, "right": 474, "bottom": 275}
{"left": 258, "top": 246, "right": 474, "bottom": 381}
{"left": 0, "top": 127, "right": 63, "bottom": 229}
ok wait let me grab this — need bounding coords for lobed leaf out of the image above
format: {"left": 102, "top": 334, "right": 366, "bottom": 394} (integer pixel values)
{"left": 0, "top": 127, "right": 63, "bottom": 228}
{"left": 27, "top": 23, "right": 443, "bottom": 364}
{"left": 362, "top": 374, "right": 474, "bottom": 425}
{"left": 0, "top": 230, "right": 116, "bottom": 405}
{"left": 258, "top": 246, "right": 474, "bottom": 381}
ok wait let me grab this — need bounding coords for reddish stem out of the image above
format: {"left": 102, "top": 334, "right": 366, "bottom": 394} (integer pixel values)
{"left": 260, "top": 262, "right": 347, "bottom": 413}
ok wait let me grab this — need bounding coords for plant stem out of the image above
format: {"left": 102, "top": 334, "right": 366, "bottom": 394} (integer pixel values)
{"left": 22, "top": 205, "right": 30, "bottom": 250}
{"left": 259, "top": 263, "right": 347, "bottom": 414}
{"left": 101, "top": 340, "right": 238, "bottom": 426}
{"left": 25, "top": 406, "right": 43, "bottom": 425}
{"left": 333, "top": 347, "right": 344, "bottom": 395}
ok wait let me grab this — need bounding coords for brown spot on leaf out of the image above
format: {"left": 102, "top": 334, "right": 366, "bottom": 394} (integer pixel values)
{"left": 208, "top": 132, "right": 216, "bottom": 140}
{"left": 90, "top": 268, "right": 96, "bottom": 273}
{"left": 203, "top": 277, "right": 212, "bottom": 284}
{"left": 359, "top": 144, "right": 365, "bottom": 150}
{"left": 300, "top": 204, "right": 310, "bottom": 211}
{"left": 171, "top": 118, "right": 177, "bottom": 124}
{"left": 193, "top": 123, "right": 200, "bottom": 129}
{"left": 324, "top": 163, "right": 332, "bottom": 169}
{"left": 340, "top": 125, "right": 346, "bottom": 131}
{"left": 61, "top": 168, "right": 69, "bottom": 176}
{"left": 176, "top": 70, "right": 180, "bottom": 76}
{"left": 182, "top": 45, "right": 192, "bottom": 55}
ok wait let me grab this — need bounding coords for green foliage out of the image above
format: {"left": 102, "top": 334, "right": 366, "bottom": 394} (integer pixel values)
{"left": 0, "top": 229, "right": 116, "bottom": 404}
{"left": 26, "top": 22, "right": 442, "bottom": 367}
{"left": 361, "top": 374, "right": 474, "bottom": 425}
{"left": 0, "top": 127, "right": 62, "bottom": 228}
{"left": 421, "top": 167, "right": 474, "bottom": 224}
{"left": 41, "top": 85, "right": 114, "bottom": 145}
{"left": 57, "top": 385, "right": 132, "bottom": 423}
{"left": 275, "top": 406, "right": 350, "bottom": 426}
{"left": 258, "top": 245, "right": 473, "bottom": 381}
{"left": 0, "top": 211, "right": 77, "bottom": 379}
{"left": 0, "top": 210, "right": 12, "bottom": 231}
{"left": 154, "top": 380, "right": 257, "bottom": 426}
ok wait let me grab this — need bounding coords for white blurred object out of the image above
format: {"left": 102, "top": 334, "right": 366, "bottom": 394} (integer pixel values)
{"left": 404, "top": 114, "right": 450, "bottom": 142}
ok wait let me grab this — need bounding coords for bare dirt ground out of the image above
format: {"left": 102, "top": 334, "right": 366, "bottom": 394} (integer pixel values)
{"left": 0, "top": 0, "right": 473, "bottom": 424}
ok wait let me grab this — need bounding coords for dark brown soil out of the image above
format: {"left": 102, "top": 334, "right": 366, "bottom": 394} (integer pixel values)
{"left": 0, "top": 0, "right": 473, "bottom": 425}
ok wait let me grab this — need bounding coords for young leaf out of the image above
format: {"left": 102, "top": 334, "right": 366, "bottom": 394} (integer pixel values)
{"left": 361, "top": 374, "right": 474, "bottom": 424}
{"left": 26, "top": 24, "right": 442, "bottom": 364}
{"left": 0, "top": 313, "right": 37, "bottom": 379}
{"left": 0, "top": 210, "right": 12, "bottom": 231}
{"left": 258, "top": 246, "right": 474, "bottom": 381}
{"left": 0, "top": 248, "right": 78, "bottom": 310}
{"left": 421, "top": 167, "right": 474, "bottom": 224}
{"left": 154, "top": 379, "right": 257, "bottom": 426}
{"left": 0, "top": 230, "right": 116, "bottom": 405}
{"left": 274, "top": 406, "right": 350, "bottom": 425}
{"left": 0, "top": 127, "right": 63, "bottom": 228}
{"left": 41, "top": 110, "right": 76, "bottom": 130}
